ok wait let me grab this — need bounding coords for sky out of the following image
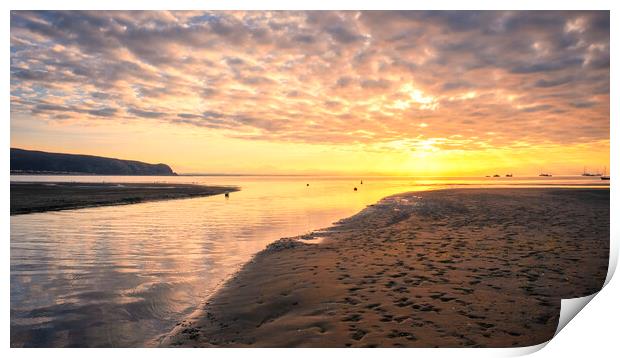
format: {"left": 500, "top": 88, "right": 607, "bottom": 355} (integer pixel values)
{"left": 10, "top": 11, "right": 610, "bottom": 175}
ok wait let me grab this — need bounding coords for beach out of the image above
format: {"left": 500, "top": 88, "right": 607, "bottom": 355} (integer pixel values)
{"left": 161, "top": 188, "right": 609, "bottom": 348}
{"left": 10, "top": 182, "right": 237, "bottom": 215}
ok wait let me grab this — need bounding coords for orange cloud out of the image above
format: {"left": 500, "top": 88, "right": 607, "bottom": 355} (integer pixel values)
{"left": 10, "top": 11, "right": 610, "bottom": 174}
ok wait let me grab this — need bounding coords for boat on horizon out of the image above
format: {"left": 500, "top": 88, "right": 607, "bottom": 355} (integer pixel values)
{"left": 581, "top": 167, "right": 601, "bottom": 177}
{"left": 506, "top": 173, "right": 513, "bottom": 177}
{"left": 601, "top": 166, "right": 610, "bottom": 180}
{"left": 539, "top": 173, "right": 552, "bottom": 177}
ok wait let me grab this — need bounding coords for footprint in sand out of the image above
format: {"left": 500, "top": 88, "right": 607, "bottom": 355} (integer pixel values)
{"left": 351, "top": 329, "right": 367, "bottom": 341}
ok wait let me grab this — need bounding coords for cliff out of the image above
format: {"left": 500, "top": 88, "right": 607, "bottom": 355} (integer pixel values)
{"left": 10, "top": 148, "right": 177, "bottom": 176}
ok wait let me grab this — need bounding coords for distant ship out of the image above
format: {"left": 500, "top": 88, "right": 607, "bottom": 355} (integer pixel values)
{"left": 601, "top": 166, "right": 610, "bottom": 180}
{"left": 506, "top": 173, "right": 513, "bottom": 177}
{"left": 581, "top": 167, "right": 601, "bottom": 176}
{"left": 539, "top": 173, "right": 552, "bottom": 177}
{"left": 493, "top": 174, "right": 500, "bottom": 177}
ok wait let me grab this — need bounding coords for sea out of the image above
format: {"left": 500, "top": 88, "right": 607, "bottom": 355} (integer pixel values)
{"left": 9, "top": 175, "right": 608, "bottom": 347}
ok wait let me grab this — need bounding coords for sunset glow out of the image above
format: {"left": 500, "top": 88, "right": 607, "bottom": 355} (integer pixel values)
{"left": 10, "top": 11, "right": 610, "bottom": 175}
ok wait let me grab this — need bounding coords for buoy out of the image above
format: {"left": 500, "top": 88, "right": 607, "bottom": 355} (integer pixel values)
{"left": 360, "top": 180, "right": 363, "bottom": 184}
{"left": 224, "top": 192, "right": 229, "bottom": 198}
{"left": 306, "top": 183, "right": 309, "bottom": 186}
{"left": 354, "top": 187, "right": 358, "bottom": 191}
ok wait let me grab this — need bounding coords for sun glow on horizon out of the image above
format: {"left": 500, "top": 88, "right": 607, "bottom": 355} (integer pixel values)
{"left": 10, "top": 11, "right": 609, "bottom": 176}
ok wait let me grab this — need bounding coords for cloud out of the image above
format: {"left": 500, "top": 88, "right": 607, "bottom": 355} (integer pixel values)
{"left": 571, "top": 100, "right": 597, "bottom": 108}
{"left": 224, "top": 56, "right": 245, "bottom": 66}
{"left": 336, "top": 76, "right": 353, "bottom": 87}
{"left": 87, "top": 107, "right": 118, "bottom": 117}
{"left": 177, "top": 113, "right": 201, "bottom": 119}
{"left": 33, "top": 103, "right": 71, "bottom": 112}
{"left": 442, "top": 81, "right": 474, "bottom": 91}
{"left": 325, "top": 25, "right": 363, "bottom": 43}
{"left": 292, "top": 33, "right": 315, "bottom": 44}
{"left": 10, "top": 10, "right": 609, "bottom": 149}
{"left": 510, "top": 57, "right": 584, "bottom": 74}
{"left": 360, "top": 78, "right": 392, "bottom": 89}
{"left": 533, "top": 77, "right": 573, "bottom": 88}
{"left": 127, "top": 108, "right": 166, "bottom": 118}
{"left": 520, "top": 104, "right": 553, "bottom": 113}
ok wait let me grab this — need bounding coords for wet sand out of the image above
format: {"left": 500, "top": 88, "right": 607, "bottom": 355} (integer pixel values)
{"left": 161, "top": 188, "right": 609, "bottom": 348}
{"left": 11, "top": 182, "right": 237, "bottom": 215}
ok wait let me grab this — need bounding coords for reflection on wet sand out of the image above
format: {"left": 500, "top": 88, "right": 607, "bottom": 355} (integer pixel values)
{"left": 164, "top": 188, "right": 609, "bottom": 348}
{"left": 10, "top": 175, "right": 608, "bottom": 347}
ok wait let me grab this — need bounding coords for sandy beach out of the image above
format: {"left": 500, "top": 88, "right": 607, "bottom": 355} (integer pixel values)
{"left": 10, "top": 182, "right": 237, "bottom": 215}
{"left": 161, "top": 188, "right": 609, "bottom": 348}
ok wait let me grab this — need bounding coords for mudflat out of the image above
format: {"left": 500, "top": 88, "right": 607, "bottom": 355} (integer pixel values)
{"left": 162, "top": 188, "right": 609, "bottom": 348}
{"left": 10, "top": 182, "right": 237, "bottom": 215}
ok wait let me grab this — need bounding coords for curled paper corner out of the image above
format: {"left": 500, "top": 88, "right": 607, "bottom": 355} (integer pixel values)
{"left": 507, "top": 241, "right": 618, "bottom": 357}
{"left": 554, "top": 292, "right": 598, "bottom": 336}
{"left": 502, "top": 293, "right": 601, "bottom": 357}
{"left": 506, "top": 341, "right": 549, "bottom": 357}
{"left": 603, "top": 233, "right": 618, "bottom": 287}
{"left": 548, "top": 236, "right": 618, "bottom": 343}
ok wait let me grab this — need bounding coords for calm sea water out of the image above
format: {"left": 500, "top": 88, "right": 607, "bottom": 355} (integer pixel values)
{"left": 10, "top": 175, "right": 608, "bottom": 347}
